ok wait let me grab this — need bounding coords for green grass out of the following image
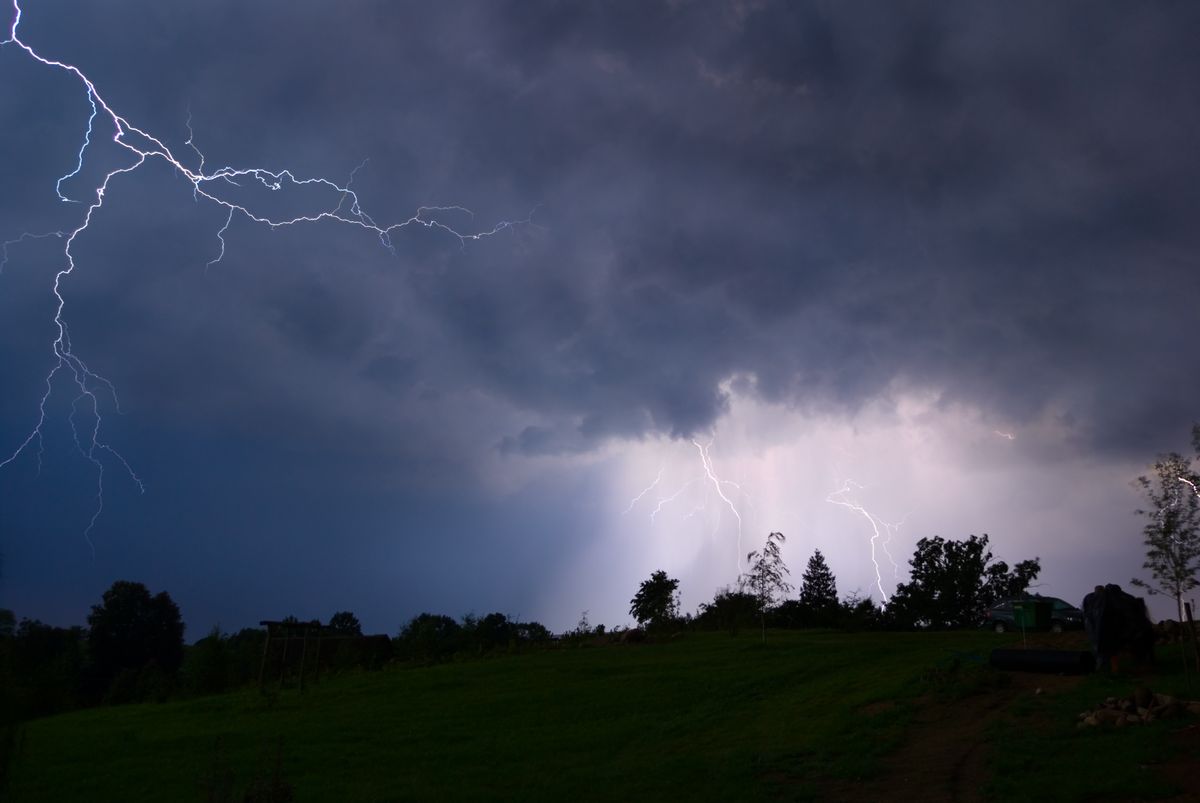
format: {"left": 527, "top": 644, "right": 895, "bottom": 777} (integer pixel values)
{"left": 8, "top": 631, "right": 1197, "bottom": 802}
{"left": 985, "top": 644, "right": 1200, "bottom": 803}
{"left": 5, "top": 630, "right": 1000, "bottom": 803}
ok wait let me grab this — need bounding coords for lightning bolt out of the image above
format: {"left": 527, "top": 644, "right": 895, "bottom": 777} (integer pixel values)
{"left": 692, "top": 438, "right": 746, "bottom": 568}
{"left": 826, "top": 480, "right": 903, "bottom": 603}
{"left": 1143, "top": 475, "right": 1199, "bottom": 546}
{"left": 649, "top": 478, "right": 699, "bottom": 523}
{"left": 622, "top": 467, "right": 663, "bottom": 515}
{"left": 993, "top": 430, "right": 1016, "bottom": 441}
{"left": 0, "top": 0, "right": 529, "bottom": 548}
{"left": 1, "top": 230, "right": 65, "bottom": 275}
{"left": 1158, "top": 475, "right": 1200, "bottom": 545}
{"left": 623, "top": 437, "right": 751, "bottom": 571}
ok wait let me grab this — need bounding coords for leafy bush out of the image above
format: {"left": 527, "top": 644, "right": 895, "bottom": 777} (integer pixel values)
{"left": 397, "top": 614, "right": 463, "bottom": 662}
{"left": 696, "top": 588, "right": 757, "bottom": 635}
{"left": 397, "top": 612, "right": 551, "bottom": 662}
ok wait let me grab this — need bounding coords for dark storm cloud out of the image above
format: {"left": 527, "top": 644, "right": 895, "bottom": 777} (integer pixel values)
{"left": 9, "top": 0, "right": 1200, "bottom": 467}
{"left": 4, "top": 0, "right": 1200, "bottom": 629}
{"left": 401, "top": 0, "right": 1200, "bottom": 457}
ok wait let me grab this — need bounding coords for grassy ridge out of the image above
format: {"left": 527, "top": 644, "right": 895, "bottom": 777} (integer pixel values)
{"left": 11, "top": 631, "right": 1197, "bottom": 802}
{"left": 5, "top": 631, "right": 1000, "bottom": 802}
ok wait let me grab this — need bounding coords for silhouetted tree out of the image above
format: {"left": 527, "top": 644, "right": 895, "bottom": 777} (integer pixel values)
{"left": 629, "top": 570, "right": 680, "bottom": 630}
{"left": 184, "top": 625, "right": 230, "bottom": 696}
{"left": 86, "top": 580, "right": 185, "bottom": 698}
{"left": 397, "top": 613, "right": 462, "bottom": 662}
{"left": 983, "top": 557, "right": 1042, "bottom": 602}
{"left": 697, "top": 587, "right": 757, "bottom": 635}
{"left": 474, "top": 612, "right": 516, "bottom": 650}
{"left": 1131, "top": 444, "right": 1200, "bottom": 622}
{"left": 572, "top": 610, "right": 592, "bottom": 637}
{"left": 742, "top": 532, "right": 793, "bottom": 640}
{"left": 226, "top": 627, "right": 267, "bottom": 686}
{"left": 769, "top": 599, "right": 809, "bottom": 629}
{"left": 799, "top": 549, "right": 838, "bottom": 626}
{"left": 328, "top": 611, "right": 362, "bottom": 637}
{"left": 8, "top": 619, "right": 87, "bottom": 717}
{"left": 839, "top": 591, "right": 882, "bottom": 631}
{"left": 515, "top": 620, "right": 551, "bottom": 643}
{"left": 887, "top": 535, "right": 1040, "bottom": 629}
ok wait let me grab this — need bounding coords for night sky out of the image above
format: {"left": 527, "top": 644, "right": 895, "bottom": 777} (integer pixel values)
{"left": 3, "top": 1, "right": 1199, "bottom": 636}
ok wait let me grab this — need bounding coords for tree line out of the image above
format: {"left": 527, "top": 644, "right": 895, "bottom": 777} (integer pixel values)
{"left": 3, "top": 423, "right": 1197, "bottom": 732}
{"left": 0, "top": 530, "right": 1061, "bottom": 730}
{"left": 626, "top": 421, "right": 1200, "bottom": 640}
{"left": 0, "top": 581, "right": 554, "bottom": 733}
{"left": 629, "top": 530, "right": 1042, "bottom": 638}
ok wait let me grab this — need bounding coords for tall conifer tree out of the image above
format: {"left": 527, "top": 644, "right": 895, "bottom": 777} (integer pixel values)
{"left": 799, "top": 549, "right": 839, "bottom": 613}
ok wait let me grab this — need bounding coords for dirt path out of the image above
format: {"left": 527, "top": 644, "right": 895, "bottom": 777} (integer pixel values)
{"left": 820, "top": 671, "right": 1083, "bottom": 803}
{"left": 816, "top": 655, "right": 1200, "bottom": 803}
{"left": 803, "top": 632, "right": 1200, "bottom": 802}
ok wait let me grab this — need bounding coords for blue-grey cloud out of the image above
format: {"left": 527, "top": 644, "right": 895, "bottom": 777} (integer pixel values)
{"left": 3, "top": 0, "right": 1199, "bottom": 630}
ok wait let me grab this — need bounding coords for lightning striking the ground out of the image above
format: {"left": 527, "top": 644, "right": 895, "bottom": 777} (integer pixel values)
{"left": 0, "top": 0, "right": 527, "bottom": 549}
{"left": 826, "top": 480, "right": 904, "bottom": 603}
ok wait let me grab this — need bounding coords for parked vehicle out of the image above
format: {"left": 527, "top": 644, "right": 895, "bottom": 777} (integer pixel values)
{"left": 983, "top": 596, "right": 1084, "bottom": 634}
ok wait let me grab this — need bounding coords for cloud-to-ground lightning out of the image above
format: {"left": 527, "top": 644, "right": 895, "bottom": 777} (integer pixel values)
{"left": 692, "top": 438, "right": 747, "bottom": 568}
{"left": 623, "top": 437, "right": 752, "bottom": 571}
{"left": 0, "top": 0, "right": 528, "bottom": 547}
{"left": 826, "top": 480, "right": 905, "bottom": 603}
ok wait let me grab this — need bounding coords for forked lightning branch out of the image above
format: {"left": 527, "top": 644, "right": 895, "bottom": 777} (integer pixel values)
{"left": 0, "top": 0, "right": 528, "bottom": 549}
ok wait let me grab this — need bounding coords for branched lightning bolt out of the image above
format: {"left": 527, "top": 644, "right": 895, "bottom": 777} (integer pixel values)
{"left": 1, "top": 230, "right": 65, "bottom": 274}
{"left": 692, "top": 438, "right": 746, "bottom": 567}
{"left": 55, "top": 87, "right": 96, "bottom": 203}
{"left": 0, "top": 0, "right": 529, "bottom": 547}
{"left": 826, "top": 480, "right": 903, "bottom": 603}
{"left": 622, "top": 438, "right": 751, "bottom": 570}
{"left": 622, "top": 467, "right": 663, "bottom": 515}
{"left": 1157, "top": 475, "right": 1200, "bottom": 546}
{"left": 184, "top": 104, "right": 205, "bottom": 180}
{"left": 650, "top": 478, "right": 699, "bottom": 523}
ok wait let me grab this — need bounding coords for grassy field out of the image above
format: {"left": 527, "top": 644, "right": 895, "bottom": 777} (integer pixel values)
{"left": 982, "top": 643, "right": 1199, "bottom": 803}
{"left": 3, "top": 630, "right": 1198, "bottom": 802}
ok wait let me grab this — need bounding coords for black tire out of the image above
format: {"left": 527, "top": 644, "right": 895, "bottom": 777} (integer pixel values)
{"left": 994, "top": 621, "right": 1007, "bottom": 634}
